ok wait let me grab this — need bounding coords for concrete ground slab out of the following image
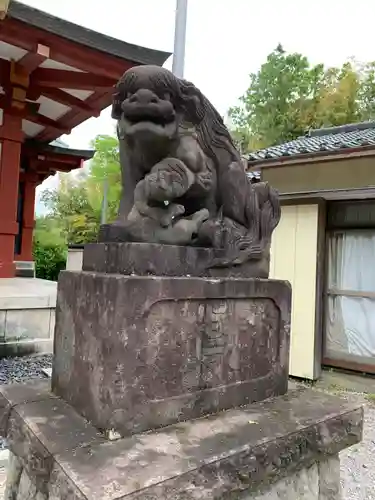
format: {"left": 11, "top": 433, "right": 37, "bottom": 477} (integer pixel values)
{"left": 0, "top": 278, "right": 57, "bottom": 310}
{"left": 314, "top": 368, "right": 375, "bottom": 395}
{"left": 0, "top": 279, "right": 57, "bottom": 356}
{"left": 41, "top": 368, "right": 52, "bottom": 378}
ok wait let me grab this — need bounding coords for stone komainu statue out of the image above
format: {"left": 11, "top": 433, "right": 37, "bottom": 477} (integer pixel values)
{"left": 103, "top": 65, "right": 280, "bottom": 269}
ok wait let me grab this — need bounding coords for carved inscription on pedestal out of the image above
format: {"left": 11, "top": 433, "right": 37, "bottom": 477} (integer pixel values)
{"left": 198, "top": 301, "right": 229, "bottom": 388}
{"left": 200, "top": 302, "right": 227, "bottom": 356}
{"left": 144, "top": 297, "right": 280, "bottom": 398}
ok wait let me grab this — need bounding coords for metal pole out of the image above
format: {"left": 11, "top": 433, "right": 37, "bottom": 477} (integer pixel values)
{"left": 101, "top": 177, "right": 109, "bottom": 225}
{"left": 172, "top": 0, "right": 188, "bottom": 78}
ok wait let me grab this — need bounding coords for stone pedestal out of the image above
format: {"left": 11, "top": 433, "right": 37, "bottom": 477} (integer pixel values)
{"left": 52, "top": 269, "right": 290, "bottom": 436}
{"left": 0, "top": 243, "right": 364, "bottom": 499}
{"left": 83, "top": 241, "right": 271, "bottom": 278}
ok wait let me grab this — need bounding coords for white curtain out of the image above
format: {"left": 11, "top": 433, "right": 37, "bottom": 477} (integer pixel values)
{"left": 325, "top": 231, "right": 375, "bottom": 362}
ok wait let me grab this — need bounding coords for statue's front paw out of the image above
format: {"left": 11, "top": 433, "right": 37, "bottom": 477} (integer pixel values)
{"left": 160, "top": 204, "right": 185, "bottom": 228}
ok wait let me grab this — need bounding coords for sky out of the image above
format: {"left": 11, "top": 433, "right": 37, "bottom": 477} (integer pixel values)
{"left": 28, "top": 0, "right": 375, "bottom": 210}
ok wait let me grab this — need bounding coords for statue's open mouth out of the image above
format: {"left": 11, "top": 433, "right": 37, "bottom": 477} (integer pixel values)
{"left": 122, "top": 103, "right": 176, "bottom": 127}
{"left": 126, "top": 113, "right": 173, "bottom": 126}
{"left": 121, "top": 105, "right": 177, "bottom": 138}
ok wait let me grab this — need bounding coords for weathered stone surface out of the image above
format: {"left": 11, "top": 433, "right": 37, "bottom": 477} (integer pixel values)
{"left": 52, "top": 271, "right": 290, "bottom": 436}
{"left": 4, "top": 450, "right": 70, "bottom": 500}
{"left": 0, "top": 383, "right": 363, "bottom": 499}
{"left": 106, "top": 65, "right": 280, "bottom": 271}
{"left": 1, "top": 453, "right": 343, "bottom": 500}
{"left": 249, "top": 462, "right": 319, "bottom": 499}
{"left": 0, "top": 379, "right": 53, "bottom": 438}
{"left": 245, "top": 455, "right": 342, "bottom": 499}
{"left": 17, "top": 468, "right": 37, "bottom": 499}
{"left": 83, "top": 242, "right": 270, "bottom": 278}
{"left": 4, "top": 450, "right": 22, "bottom": 500}
{"left": 318, "top": 456, "right": 341, "bottom": 500}
{"left": 0, "top": 382, "right": 104, "bottom": 498}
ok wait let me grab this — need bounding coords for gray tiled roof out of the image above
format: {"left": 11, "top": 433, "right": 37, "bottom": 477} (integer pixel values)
{"left": 247, "top": 171, "right": 260, "bottom": 180}
{"left": 50, "top": 139, "right": 69, "bottom": 148}
{"left": 26, "top": 138, "right": 94, "bottom": 160}
{"left": 248, "top": 121, "right": 375, "bottom": 163}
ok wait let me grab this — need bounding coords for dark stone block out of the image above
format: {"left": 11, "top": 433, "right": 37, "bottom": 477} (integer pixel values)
{"left": 0, "top": 382, "right": 363, "bottom": 499}
{"left": 52, "top": 270, "right": 291, "bottom": 437}
{"left": 84, "top": 242, "right": 270, "bottom": 278}
{"left": 0, "top": 382, "right": 104, "bottom": 498}
{"left": 0, "top": 379, "right": 53, "bottom": 438}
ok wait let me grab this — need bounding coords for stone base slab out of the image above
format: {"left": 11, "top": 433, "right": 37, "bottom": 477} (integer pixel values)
{"left": 83, "top": 242, "right": 270, "bottom": 278}
{"left": 0, "top": 381, "right": 363, "bottom": 499}
{"left": 52, "top": 271, "right": 291, "bottom": 436}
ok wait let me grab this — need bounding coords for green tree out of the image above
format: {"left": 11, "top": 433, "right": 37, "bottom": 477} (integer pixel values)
{"left": 33, "top": 216, "right": 67, "bottom": 281}
{"left": 87, "top": 134, "right": 121, "bottom": 223}
{"left": 41, "top": 174, "right": 100, "bottom": 244}
{"left": 229, "top": 46, "right": 375, "bottom": 151}
{"left": 39, "top": 133, "right": 121, "bottom": 245}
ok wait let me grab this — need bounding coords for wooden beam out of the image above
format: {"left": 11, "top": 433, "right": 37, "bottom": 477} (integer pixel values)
{"left": 25, "top": 113, "right": 70, "bottom": 134}
{"left": 36, "top": 88, "right": 111, "bottom": 142}
{"left": 0, "top": 57, "right": 10, "bottom": 75}
{"left": 0, "top": 19, "right": 130, "bottom": 80}
{"left": 18, "top": 44, "right": 50, "bottom": 73}
{"left": 0, "top": 95, "right": 40, "bottom": 115}
{"left": 31, "top": 160, "right": 80, "bottom": 174}
{"left": 0, "top": 100, "right": 68, "bottom": 133}
{"left": 279, "top": 187, "right": 375, "bottom": 203}
{"left": 0, "top": 0, "right": 10, "bottom": 20}
{"left": 31, "top": 68, "right": 116, "bottom": 90}
{"left": 10, "top": 60, "right": 29, "bottom": 88}
{"left": 30, "top": 152, "right": 82, "bottom": 165}
{"left": 327, "top": 288, "right": 375, "bottom": 300}
{"left": 323, "top": 356, "right": 375, "bottom": 375}
{"left": 33, "top": 87, "right": 100, "bottom": 117}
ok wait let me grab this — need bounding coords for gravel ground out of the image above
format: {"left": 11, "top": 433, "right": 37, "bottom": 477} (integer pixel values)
{"left": 0, "top": 354, "right": 52, "bottom": 385}
{"left": 338, "top": 393, "right": 375, "bottom": 500}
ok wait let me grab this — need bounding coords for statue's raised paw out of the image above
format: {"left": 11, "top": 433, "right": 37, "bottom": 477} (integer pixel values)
{"left": 160, "top": 204, "right": 185, "bottom": 228}
{"left": 157, "top": 209, "right": 209, "bottom": 245}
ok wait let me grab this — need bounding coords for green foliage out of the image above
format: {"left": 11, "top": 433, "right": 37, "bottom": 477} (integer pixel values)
{"left": 34, "top": 133, "right": 121, "bottom": 279}
{"left": 33, "top": 217, "right": 67, "bottom": 281}
{"left": 229, "top": 45, "right": 375, "bottom": 151}
{"left": 87, "top": 134, "right": 121, "bottom": 222}
{"left": 41, "top": 178, "right": 101, "bottom": 245}
{"left": 39, "top": 134, "right": 121, "bottom": 246}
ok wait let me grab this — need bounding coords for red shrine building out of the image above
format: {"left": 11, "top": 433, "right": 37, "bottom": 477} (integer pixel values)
{"left": 0, "top": 0, "right": 170, "bottom": 278}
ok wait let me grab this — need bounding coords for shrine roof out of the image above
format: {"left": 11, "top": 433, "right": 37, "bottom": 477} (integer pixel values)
{"left": 7, "top": 2, "right": 170, "bottom": 67}
{"left": 42, "top": 140, "right": 94, "bottom": 161}
{"left": 0, "top": 1, "right": 171, "bottom": 144}
{"left": 247, "top": 121, "right": 375, "bottom": 168}
{"left": 23, "top": 138, "right": 95, "bottom": 180}
{"left": 25, "top": 137, "right": 94, "bottom": 162}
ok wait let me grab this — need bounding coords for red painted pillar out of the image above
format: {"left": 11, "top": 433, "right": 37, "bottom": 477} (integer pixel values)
{"left": 16, "top": 172, "right": 37, "bottom": 262}
{"left": 0, "top": 114, "right": 23, "bottom": 278}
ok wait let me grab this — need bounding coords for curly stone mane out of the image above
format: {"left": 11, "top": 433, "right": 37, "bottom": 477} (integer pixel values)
{"left": 112, "top": 66, "right": 280, "bottom": 266}
{"left": 113, "top": 66, "right": 240, "bottom": 165}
